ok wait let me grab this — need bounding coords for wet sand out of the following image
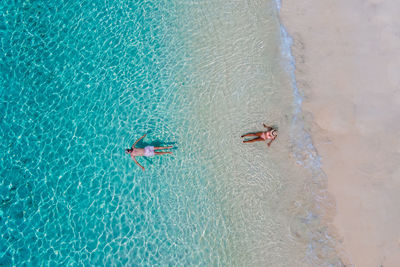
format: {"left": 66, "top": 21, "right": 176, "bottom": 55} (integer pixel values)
{"left": 280, "top": 0, "right": 400, "bottom": 266}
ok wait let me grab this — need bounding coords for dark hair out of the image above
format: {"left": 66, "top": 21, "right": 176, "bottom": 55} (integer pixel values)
{"left": 125, "top": 148, "right": 133, "bottom": 153}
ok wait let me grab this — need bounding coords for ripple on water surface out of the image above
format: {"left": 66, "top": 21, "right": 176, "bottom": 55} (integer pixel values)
{"left": 0, "top": 0, "right": 340, "bottom": 266}
{"left": 1, "top": 0, "right": 233, "bottom": 265}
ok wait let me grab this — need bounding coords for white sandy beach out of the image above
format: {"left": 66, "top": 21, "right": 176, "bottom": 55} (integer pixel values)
{"left": 280, "top": 0, "right": 400, "bottom": 266}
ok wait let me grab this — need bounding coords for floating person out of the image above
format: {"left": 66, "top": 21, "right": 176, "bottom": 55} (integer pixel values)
{"left": 241, "top": 123, "right": 277, "bottom": 147}
{"left": 125, "top": 134, "right": 173, "bottom": 171}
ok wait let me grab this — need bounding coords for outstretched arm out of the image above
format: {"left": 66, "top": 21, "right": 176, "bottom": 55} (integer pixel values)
{"left": 132, "top": 134, "right": 147, "bottom": 148}
{"left": 263, "top": 123, "right": 272, "bottom": 131}
{"left": 131, "top": 155, "right": 145, "bottom": 171}
{"left": 267, "top": 138, "right": 275, "bottom": 147}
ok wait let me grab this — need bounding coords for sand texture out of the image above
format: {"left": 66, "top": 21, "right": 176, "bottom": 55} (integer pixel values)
{"left": 280, "top": 0, "right": 400, "bottom": 266}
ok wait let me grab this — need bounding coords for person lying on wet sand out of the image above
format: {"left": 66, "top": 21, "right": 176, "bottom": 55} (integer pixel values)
{"left": 241, "top": 123, "right": 277, "bottom": 147}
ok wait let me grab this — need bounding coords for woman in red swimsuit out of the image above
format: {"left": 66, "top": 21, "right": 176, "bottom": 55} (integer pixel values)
{"left": 241, "top": 123, "right": 277, "bottom": 147}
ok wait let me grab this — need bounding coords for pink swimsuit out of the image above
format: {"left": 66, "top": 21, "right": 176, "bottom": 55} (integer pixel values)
{"left": 261, "top": 132, "right": 273, "bottom": 140}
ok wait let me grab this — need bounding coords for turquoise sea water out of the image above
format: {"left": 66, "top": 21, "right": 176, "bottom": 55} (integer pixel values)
{"left": 1, "top": 0, "right": 342, "bottom": 266}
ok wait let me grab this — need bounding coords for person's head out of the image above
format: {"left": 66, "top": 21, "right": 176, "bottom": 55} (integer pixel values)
{"left": 271, "top": 129, "right": 277, "bottom": 137}
{"left": 125, "top": 148, "right": 133, "bottom": 154}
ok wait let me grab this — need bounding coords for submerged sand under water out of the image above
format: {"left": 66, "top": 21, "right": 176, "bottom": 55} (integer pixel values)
{"left": 0, "top": 0, "right": 346, "bottom": 265}
{"left": 174, "top": 1, "right": 342, "bottom": 265}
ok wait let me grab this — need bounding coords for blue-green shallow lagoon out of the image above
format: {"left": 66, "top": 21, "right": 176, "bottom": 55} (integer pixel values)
{"left": 1, "top": 0, "right": 342, "bottom": 266}
{"left": 1, "top": 1, "right": 229, "bottom": 265}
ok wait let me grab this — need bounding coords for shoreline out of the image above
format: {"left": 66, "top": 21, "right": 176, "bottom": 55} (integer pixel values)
{"left": 184, "top": 1, "right": 341, "bottom": 264}
{"left": 280, "top": 0, "right": 400, "bottom": 266}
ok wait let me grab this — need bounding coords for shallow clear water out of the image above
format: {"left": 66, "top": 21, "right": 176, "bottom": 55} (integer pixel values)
{"left": 1, "top": 0, "right": 341, "bottom": 266}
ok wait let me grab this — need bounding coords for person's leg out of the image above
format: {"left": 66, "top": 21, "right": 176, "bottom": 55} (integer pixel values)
{"left": 154, "top": 146, "right": 173, "bottom": 150}
{"left": 155, "top": 151, "right": 172, "bottom": 155}
{"left": 241, "top": 132, "right": 262, "bottom": 138}
{"left": 243, "top": 137, "right": 264, "bottom": 143}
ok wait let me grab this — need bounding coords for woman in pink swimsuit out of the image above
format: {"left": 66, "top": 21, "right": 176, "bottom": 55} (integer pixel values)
{"left": 125, "top": 134, "right": 173, "bottom": 171}
{"left": 241, "top": 123, "right": 278, "bottom": 147}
